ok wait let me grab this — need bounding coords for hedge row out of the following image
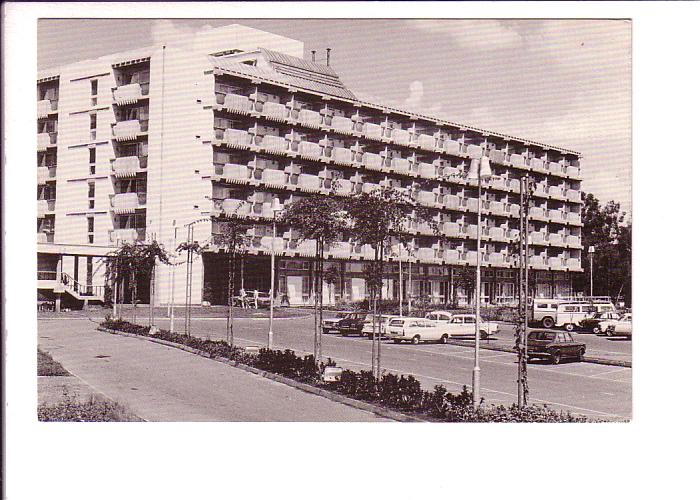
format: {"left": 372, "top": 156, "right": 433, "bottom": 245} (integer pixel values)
{"left": 101, "top": 318, "right": 589, "bottom": 423}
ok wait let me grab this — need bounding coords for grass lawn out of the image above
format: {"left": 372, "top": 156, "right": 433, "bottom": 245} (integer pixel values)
{"left": 38, "top": 349, "right": 70, "bottom": 376}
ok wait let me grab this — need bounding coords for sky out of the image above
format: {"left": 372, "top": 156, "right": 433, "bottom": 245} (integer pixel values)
{"left": 38, "top": 18, "right": 632, "bottom": 217}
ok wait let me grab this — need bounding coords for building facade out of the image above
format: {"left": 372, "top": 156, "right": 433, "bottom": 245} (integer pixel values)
{"left": 37, "top": 24, "right": 583, "bottom": 310}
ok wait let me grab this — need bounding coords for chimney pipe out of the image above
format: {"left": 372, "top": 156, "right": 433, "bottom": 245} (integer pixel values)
{"left": 326, "top": 48, "right": 331, "bottom": 66}
{"left": 311, "top": 50, "right": 316, "bottom": 63}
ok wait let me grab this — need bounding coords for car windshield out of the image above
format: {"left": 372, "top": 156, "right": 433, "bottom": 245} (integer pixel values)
{"left": 529, "top": 331, "right": 556, "bottom": 341}
{"left": 389, "top": 319, "right": 405, "bottom": 327}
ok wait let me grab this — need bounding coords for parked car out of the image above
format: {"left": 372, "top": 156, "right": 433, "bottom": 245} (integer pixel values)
{"left": 361, "top": 315, "right": 399, "bottom": 339}
{"left": 425, "top": 310, "right": 453, "bottom": 323}
{"left": 336, "top": 312, "right": 369, "bottom": 336}
{"left": 440, "top": 314, "right": 499, "bottom": 340}
{"left": 532, "top": 299, "right": 560, "bottom": 328}
{"left": 385, "top": 318, "right": 447, "bottom": 344}
{"left": 579, "top": 311, "right": 622, "bottom": 334}
{"left": 605, "top": 313, "right": 632, "bottom": 339}
{"left": 322, "top": 311, "right": 355, "bottom": 334}
{"left": 526, "top": 330, "right": 586, "bottom": 364}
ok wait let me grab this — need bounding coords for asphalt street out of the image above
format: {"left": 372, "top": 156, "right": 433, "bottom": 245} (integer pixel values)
{"left": 147, "top": 314, "right": 632, "bottom": 420}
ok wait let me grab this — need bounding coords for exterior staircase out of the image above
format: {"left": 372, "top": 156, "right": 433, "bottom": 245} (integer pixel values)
{"left": 56, "top": 272, "right": 105, "bottom": 304}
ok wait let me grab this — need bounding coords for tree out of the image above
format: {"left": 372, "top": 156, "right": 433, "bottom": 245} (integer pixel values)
{"left": 575, "top": 193, "right": 631, "bottom": 306}
{"left": 456, "top": 266, "right": 476, "bottom": 306}
{"left": 207, "top": 217, "right": 252, "bottom": 344}
{"left": 280, "top": 194, "right": 349, "bottom": 362}
{"left": 322, "top": 265, "right": 341, "bottom": 304}
{"left": 346, "top": 187, "right": 436, "bottom": 378}
{"left": 105, "top": 240, "right": 170, "bottom": 322}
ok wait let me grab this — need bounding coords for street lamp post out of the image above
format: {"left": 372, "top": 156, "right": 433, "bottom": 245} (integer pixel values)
{"left": 467, "top": 154, "right": 491, "bottom": 407}
{"left": 588, "top": 246, "right": 595, "bottom": 296}
{"left": 169, "top": 223, "right": 177, "bottom": 333}
{"left": 268, "top": 198, "right": 283, "bottom": 349}
{"left": 398, "top": 242, "right": 403, "bottom": 317}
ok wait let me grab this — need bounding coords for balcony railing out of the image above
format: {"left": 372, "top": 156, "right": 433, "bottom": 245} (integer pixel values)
{"left": 109, "top": 228, "right": 146, "bottom": 245}
{"left": 37, "top": 99, "right": 58, "bottom": 118}
{"left": 221, "top": 93, "right": 252, "bottom": 114}
{"left": 113, "top": 82, "right": 149, "bottom": 105}
{"left": 566, "top": 190, "right": 582, "bottom": 203}
{"left": 298, "top": 109, "right": 322, "bottom": 128}
{"left": 298, "top": 141, "right": 323, "bottom": 159}
{"left": 363, "top": 122, "right": 384, "bottom": 140}
{"left": 297, "top": 173, "right": 321, "bottom": 191}
{"left": 390, "top": 157, "right": 410, "bottom": 174}
{"left": 444, "top": 249, "right": 461, "bottom": 264}
{"left": 509, "top": 154, "right": 526, "bottom": 167}
{"left": 111, "top": 192, "right": 144, "bottom": 214}
{"left": 566, "top": 258, "right": 582, "bottom": 269}
{"left": 567, "top": 213, "right": 582, "bottom": 224}
{"left": 37, "top": 199, "right": 55, "bottom": 216}
{"left": 37, "top": 167, "right": 50, "bottom": 185}
{"left": 416, "top": 134, "right": 436, "bottom": 151}
{"left": 330, "top": 116, "right": 353, "bottom": 133}
{"left": 38, "top": 270, "right": 57, "bottom": 281}
{"left": 548, "top": 233, "right": 564, "bottom": 245}
{"left": 391, "top": 128, "right": 411, "bottom": 145}
{"left": 444, "top": 139, "right": 462, "bottom": 156}
{"left": 112, "top": 120, "right": 148, "bottom": 141}
{"left": 362, "top": 152, "right": 384, "bottom": 171}
{"left": 418, "top": 162, "right": 437, "bottom": 179}
{"left": 37, "top": 132, "right": 57, "bottom": 151}
{"left": 112, "top": 156, "right": 145, "bottom": 178}
{"left": 549, "top": 210, "right": 565, "bottom": 222}
{"left": 260, "top": 134, "right": 289, "bottom": 153}
{"left": 262, "top": 102, "right": 287, "bottom": 121}
{"left": 331, "top": 147, "right": 353, "bottom": 164}
{"left": 261, "top": 168, "right": 286, "bottom": 186}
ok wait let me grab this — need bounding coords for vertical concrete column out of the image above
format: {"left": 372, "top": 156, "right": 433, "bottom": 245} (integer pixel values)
{"left": 55, "top": 257, "right": 62, "bottom": 312}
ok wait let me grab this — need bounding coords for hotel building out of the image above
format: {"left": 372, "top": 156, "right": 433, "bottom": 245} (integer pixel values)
{"left": 36, "top": 24, "right": 584, "bottom": 310}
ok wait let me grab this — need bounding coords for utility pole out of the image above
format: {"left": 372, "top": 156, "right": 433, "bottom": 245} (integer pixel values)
{"left": 184, "top": 224, "right": 194, "bottom": 337}
{"left": 516, "top": 175, "right": 532, "bottom": 407}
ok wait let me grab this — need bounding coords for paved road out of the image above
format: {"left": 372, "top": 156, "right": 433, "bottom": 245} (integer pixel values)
{"left": 38, "top": 318, "right": 388, "bottom": 422}
{"left": 140, "top": 314, "right": 632, "bottom": 420}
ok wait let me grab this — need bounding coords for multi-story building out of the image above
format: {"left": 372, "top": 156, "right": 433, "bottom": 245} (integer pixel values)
{"left": 37, "top": 24, "right": 583, "bottom": 310}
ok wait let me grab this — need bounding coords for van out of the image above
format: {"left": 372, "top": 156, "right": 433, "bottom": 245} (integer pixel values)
{"left": 532, "top": 299, "right": 559, "bottom": 328}
{"left": 555, "top": 302, "right": 596, "bottom": 331}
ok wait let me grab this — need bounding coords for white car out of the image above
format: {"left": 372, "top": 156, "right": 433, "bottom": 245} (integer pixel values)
{"left": 605, "top": 313, "right": 632, "bottom": 339}
{"left": 440, "top": 314, "right": 499, "bottom": 340}
{"left": 321, "top": 311, "right": 354, "bottom": 334}
{"left": 425, "top": 311, "right": 453, "bottom": 323}
{"left": 361, "top": 315, "right": 399, "bottom": 338}
{"left": 385, "top": 318, "right": 448, "bottom": 344}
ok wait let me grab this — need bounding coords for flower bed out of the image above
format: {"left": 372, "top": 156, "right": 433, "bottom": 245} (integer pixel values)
{"left": 101, "top": 318, "right": 590, "bottom": 422}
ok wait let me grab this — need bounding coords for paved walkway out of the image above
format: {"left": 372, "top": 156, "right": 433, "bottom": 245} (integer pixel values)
{"left": 38, "top": 319, "right": 387, "bottom": 422}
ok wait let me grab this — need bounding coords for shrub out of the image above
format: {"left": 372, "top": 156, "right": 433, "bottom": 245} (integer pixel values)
{"left": 38, "top": 391, "right": 138, "bottom": 422}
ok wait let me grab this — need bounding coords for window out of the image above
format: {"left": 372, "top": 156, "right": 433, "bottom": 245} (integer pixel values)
{"left": 87, "top": 217, "right": 94, "bottom": 233}
{"left": 89, "top": 113, "right": 97, "bottom": 140}
{"left": 91, "top": 79, "right": 98, "bottom": 96}
{"left": 88, "top": 182, "right": 95, "bottom": 198}
{"left": 89, "top": 148, "right": 96, "bottom": 163}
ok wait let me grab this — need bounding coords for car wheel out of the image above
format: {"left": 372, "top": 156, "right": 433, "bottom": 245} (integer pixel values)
{"left": 411, "top": 335, "right": 421, "bottom": 345}
{"left": 440, "top": 334, "right": 448, "bottom": 344}
{"left": 322, "top": 328, "right": 330, "bottom": 335}
{"left": 625, "top": 335, "right": 631, "bottom": 340}
{"left": 606, "top": 328, "right": 614, "bottom": 337}
{"left": 341, "top": 332, "right": 348, "bottom": 337}
{"left": 565, "top": 323, "right": 575, "bottom": 332}
{"left": 542, "top": 317, "right": 554, "bottom": 329}
{"left": 577, "top": 349, "right": 585, "bottom": 361}
{"left": 479, "top": 330, "right": 488, "bottom": 340}
{"left": 550, "top": 350, "right": 562, "bottom": 365}
{"left": 393, "top": 339, "right": 401, "bottom": 344}
{"left": 592, "top": 326, "right": 601, "bottom": 335}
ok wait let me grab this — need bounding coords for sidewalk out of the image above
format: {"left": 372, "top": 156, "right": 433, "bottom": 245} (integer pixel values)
{"left": 38, "top": 319, "right": 388, "bottom": 422}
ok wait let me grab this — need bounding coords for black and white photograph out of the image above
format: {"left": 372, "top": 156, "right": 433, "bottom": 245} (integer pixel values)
{"left": 3, "top": 2, "right": 698, "bottom": 500}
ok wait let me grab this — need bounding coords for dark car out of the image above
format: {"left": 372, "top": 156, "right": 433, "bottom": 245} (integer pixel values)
{"left": 336, "top": 312, "right": 368, "bottom": 336}
{"left": 526, "top": 330, "right": 586, "bottom": 364}
{"left": 579, "top": 311, "right": 621, "bottom": 334}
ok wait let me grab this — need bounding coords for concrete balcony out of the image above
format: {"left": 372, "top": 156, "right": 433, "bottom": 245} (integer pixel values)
{"left": 509, "top": 204, "right": 520, "bottom": 217}
{"left": 548, "top": 233, "right": 564, "bottom": 246}
{"left": 113, "top": 82, "right": 148, "bottom": 105}
{"left": 529, "top": 207, "right": 547, "bottom": 220}
{"left": 488, "top": 227, "right": 506, "bottom": 240}
{"left": 567, "top": 165, "right": 581, "bottom": 177}
{"left": 508, "top": 179, "right": 521, "bottom": 192}
{"left": 509, "top": 154, "right": 526, "bottom": 167}
{"left": 223, "top": 163, "right": 250, "bottom": 183}
{"left": 465, "top": 225, "right": 478, "bottom": 238}
{"left": 37, "top": 167, "right": 50, "bottom": 185}
{"left": 329, "top": 115, "right": 353, "bottom": 133}
{"left": 113, "top": 120, "right": 147, "bottom": 141}
{"left": 223, "top": 93, "right": 252, "bottom": 114}
{"left": 361, "top": 244, "right": 376, "bottom": 259}
{"left": 444, "top": 249, "right": 460, "bottom": 263}
{"left": 109, "top": 228, "right": 139, "bottom": 244}
{"left": 330, "top": 147, "right": 353, "bottom": 164}
{"left": 466, "top": 198, "right": 479, "bottom": 212}
{"left": 444, "top": 139, "right": 461, "bottom": 156}
{"left": 508, "top": 229, "right": 520, "bottom": 240}
{"left": 391, "top": 157, "right": 411, "bottom": 174}
{"left": 465, "top": 145, "right": 482, "bottom": 159}
{"left": 417, "top": 133, "right": 436, "bottom": 150}
{"left": 362, "top": 152, "right": 384, "bottom": 171}
{"left": 566, "top": 190, "right": 582, "bottom": 203}
{"left": 37, "top": 199, "right": 49, "bottom": 217}
{"left": 486, "top": 252, "right": 505, "bottom": 265}
{"left": 443, "top": 194, "right": 461, "bottom": 210}
{"left": 488, "top": 177, "right": 506, "bottom": 190}
{"left": 566, "top": 235, "right": 581, "bottom": 247}
{"left": 530, "top": 158, "right": 546, "bottom": 172}
{"left": 489, "top": 149, "right": 507, "bottom": 165}
{"left": 222, "top": 199, "right": 251, "bottom": 217}
{"left": 391, "top": 128, "right": 411, "bottom": 145}
{"left": 297, "top": 173, "right": 321, "bottom": 191}
{"left": 549, "top": 257, "right": 565, "bottom": 270}
{"left": 255, "top": 236, "right": 285, "bottom": 254}
{"left": 111, "top": 192, "right": 143, "bottom": 214}
{"left": 530, "top": 255, "right": 547, "bottom": 268}
{"left": 223, "top": 128, "right": 251, "bottom": 147}
{"left": 333, "top": 179, "right": 354, "bottom": 195}
{"left": 528, "top": 232, "right": 546, "bottom": 245}
{"left": 488, "top": 201, "right": 506, "bottom": 215}
{"left": 363, "top": 122, "right": 383, "bottom": 140}
{"left": 442, "top": 166, "right": 461, "bottom": 180}
{"left": 262, "top": 101, "right": 288, "bottom": 120}
{"left": 549, "top": 209, "right": 565, "bottom": 223}
{"left": 416, "top": 247, "right": 437, "bottom": 261}
{"left": 566, "top": 258, "right": 582, "bottom": 269}
{"left": 362, "top": 182, "right": 381, "bottom": 194}
{"left": 330, "top": 241, "right": 352, "bottom": 258}
{"left": 534, "top": 184, "right": 548, "bottom": 197}
{"left": 298, "top": 109, "right": 322, "bottom": 128}
{"left": 298, "top": 141, "right": 323, "bottom": 159}
{"left": 416, "top": 190, "right": 438, "bottom": 207}
{"left": 259, "top": 168, "right": 285, "bottom": 187}
{"left": 37, "top": 99, "right": 58, "bottom": 118}
{"left": 288, "top": 239, "right": 317, "bottom": 256}
{"left": 567, "top": 213, "right": 582, "bottom": 224}
{"left": 112, "top": 156, "right": 142, "bottom": 178}
{"left": 443, "top": 222, "right": 461, "bottom": 237}
{"left": 37, "top": 132, "right": 56, "bottom": 151}
{"left": 261, "top": 134, "right": 289, "bottom": 153}
{"left": 418, "top": 162, "right": 437, "bottom": 179}
{"left": 548, "top": 161, "right": 564, "bottom": 175}
{"left": 464, "top": 251, "right": 478, "bottom": 265}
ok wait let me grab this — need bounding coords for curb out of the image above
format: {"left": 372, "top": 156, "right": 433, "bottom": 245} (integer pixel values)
{"left": 447, "top": 339, "right": 631, "bottom": 368}
{"left": 96, "top": 327, "right": 425, "bottom": 422}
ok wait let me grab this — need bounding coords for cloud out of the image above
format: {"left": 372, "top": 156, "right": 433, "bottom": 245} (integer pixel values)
{"left": 400, "top": 80, "right": 442, "bottom": 116}
{"left": 150, "top": 20, "right": 195, "bottom": 46}
{"left": 405, "top": 20, "right": 524, "bottom": 51}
